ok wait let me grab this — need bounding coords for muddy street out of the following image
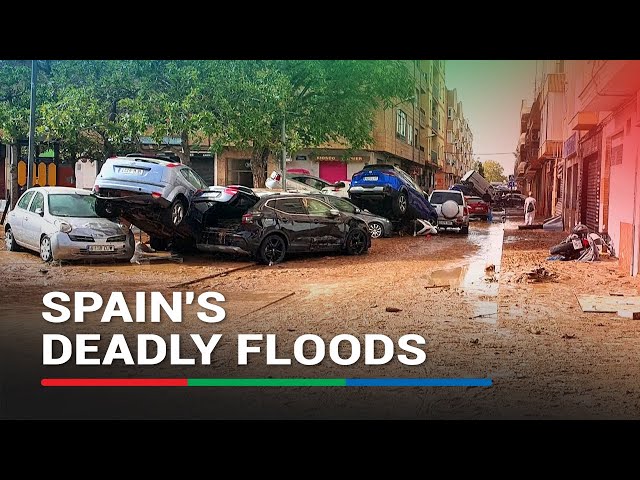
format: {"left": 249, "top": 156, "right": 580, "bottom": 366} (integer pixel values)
{"left": 2, "top": 221, "right": 640, "bottom": 419}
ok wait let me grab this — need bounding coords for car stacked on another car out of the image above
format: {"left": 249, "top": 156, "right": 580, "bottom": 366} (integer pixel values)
{"left": 308, "top": 193, "right": 392, "bottom": 238}
{"left": 349, "top": 164, "right": 437, "bottom": 224}
{"left": 194, "top": 191, "right": 370, "bottom": 264}
{"left": 4, "top": 187, "right": 134, "bottom": 262}
{"left": 92, "top": 154, "right": 210, "bottom": 244}
{"left": 428, "top": 189, "right": 469, "bottom": 234}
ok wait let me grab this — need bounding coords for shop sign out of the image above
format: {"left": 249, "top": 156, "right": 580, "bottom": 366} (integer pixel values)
{"left": 563, "top": 132, "right": 577, "bottom": 158}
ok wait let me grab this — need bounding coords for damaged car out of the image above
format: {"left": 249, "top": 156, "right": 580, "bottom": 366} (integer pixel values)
{"left": 4, "top": 187, "right": 134, "bottom": 262}
{"left": 193, "top": 189, "right": 370, "bottom": 264}
{"left": 92, "top": 154, "right": 209, "bottom": 242}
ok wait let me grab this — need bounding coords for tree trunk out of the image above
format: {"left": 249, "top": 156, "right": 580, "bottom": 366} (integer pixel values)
{"left": 9, "top": 143, "right": 20, "bottom": 208}
{"left": 251, "top": 146, "right": 270, "bottom": 188}
{"left": 177, "top": 131, "right": 191, "bottom": 165}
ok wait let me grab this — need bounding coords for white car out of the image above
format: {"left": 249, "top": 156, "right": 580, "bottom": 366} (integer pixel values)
{"left": 428, "top": 189, "right": 470, "bottom": 234}
{"left": 4, "top": 187, "right": 135, "bottom": 262}
{"left": 321, "top": 180, "right": 351, "bottom": 198}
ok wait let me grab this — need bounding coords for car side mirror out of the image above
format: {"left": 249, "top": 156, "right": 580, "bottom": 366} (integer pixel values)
{"left": 355, "top": 207, "right": 361, "bottom": 214}
{"left": 334, "top": 181, "right": 345, "bottom": 188}
{"left": 329, "top": 209, "right": 340, "bottom": 216}
{"left": 35, "top": 208, "right": 44, "bottom": 216}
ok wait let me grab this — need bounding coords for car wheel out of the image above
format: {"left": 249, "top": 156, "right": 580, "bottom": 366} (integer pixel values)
{"left": 168, "top": 198, "right": 187, "bottom": 227}
{"left": 460, "top": 225, "right": 469, "bottom": 234}
{"left": 149, "top": 236, "right": 169, "bottom": 251}
{"left": 345, "top": 228, "right": 369, "bottom": 255}
{"left": 259, "top": 234, "right": 287, "bottom": 265}
{"left": 40, "top": 235, "right": 53, "bottom": 262}
{"left": 393, "top": 191, "right": 408, "bottom": 216}
{"left": 5, "top": 227, "right": 21, "bottom": 251}
{"left": 368, "top": 222, "right": 384, "bottom": 239}
{"left": 95, "top": 199, "right": 120, "bottom": 218}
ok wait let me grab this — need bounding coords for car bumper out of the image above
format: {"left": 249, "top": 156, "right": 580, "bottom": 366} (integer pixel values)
{"left": 436, "top": 217, "right": 469, "bottom": 227}
{"left": 94, "top": 181, "right": 170, "bottom": 206}
{"left": 349, "top": 185, "right": 394, "bottom": 199}
{"left": 196, "top": 229, "right": 253, "bottom": 256}
{"left": 50, "top": 232, "right": 134, "bottom": 261}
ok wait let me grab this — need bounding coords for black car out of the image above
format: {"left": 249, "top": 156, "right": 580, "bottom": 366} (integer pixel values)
{"left": 195, "top": 192, "right": 371, "bottom": 264}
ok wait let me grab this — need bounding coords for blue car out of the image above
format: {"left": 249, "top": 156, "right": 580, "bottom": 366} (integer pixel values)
{"left": 349, "top": 164, "right": 437, "bottom": 223}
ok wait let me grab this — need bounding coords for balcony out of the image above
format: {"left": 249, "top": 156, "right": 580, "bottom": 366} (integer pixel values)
{"left": 579, "top": 60, "right": 640, "bottom": 112}
{"left": 569, "top": 111, "right": 598, "bottom": 131}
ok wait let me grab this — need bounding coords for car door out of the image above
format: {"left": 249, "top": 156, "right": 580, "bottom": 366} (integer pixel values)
{"left": 272, "top": 197, "right": 311, "bottom": 251}
{"left": 303, "top": 197, "right": 343, "bottom": 251}
{"left": 23, "top": 190, "right": 46, "bottom": 249}
{"left": 10, "top": 190, "right": 36, "bottom": 244}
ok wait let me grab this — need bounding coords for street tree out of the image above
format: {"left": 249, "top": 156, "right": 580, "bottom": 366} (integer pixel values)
{"left": 138, "top": 60, "right": 228, "bottom": 166}
{"left": 482, "top": 160, "right": 506, "bottom": 182}
{"left": 0, "top": 61, "right": 36, "bottom": 206}
{"left": 39, "top": 61, "right": 147, "bottom": 163}
{"left": 473, "top": 160, "right": 485, "bottom": 177}
{"left": 216, "top": 60, "right": 414, "bottom": 187}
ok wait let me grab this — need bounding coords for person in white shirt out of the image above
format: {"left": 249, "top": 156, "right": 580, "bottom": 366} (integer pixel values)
{"left": 524, "top": 191, "right": 536, "bottom": 225}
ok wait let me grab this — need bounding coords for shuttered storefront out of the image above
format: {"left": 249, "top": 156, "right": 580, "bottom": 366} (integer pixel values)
{"left": 556, "top": 160, "right": 564, "bottom": 216}
{"left": 582, "top": 153, "right": 600, "bottom": 232}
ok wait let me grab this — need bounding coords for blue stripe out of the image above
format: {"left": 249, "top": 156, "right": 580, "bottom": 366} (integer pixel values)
{"left": 346, "top": 378, "right": 492, "bottom": 387}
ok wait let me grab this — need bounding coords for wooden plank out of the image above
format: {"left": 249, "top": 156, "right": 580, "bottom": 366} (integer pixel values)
{"left": 577, "top": 294, "right": 640, "bottom": 313}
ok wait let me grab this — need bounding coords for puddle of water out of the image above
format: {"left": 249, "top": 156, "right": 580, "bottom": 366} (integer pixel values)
{"left": 424, "top": 223, "right": 504, "bottom": 323}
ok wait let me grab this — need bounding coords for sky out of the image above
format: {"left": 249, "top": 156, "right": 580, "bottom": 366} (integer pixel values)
{"left": 445, "top": 60, "right": 538, "bottom": 177}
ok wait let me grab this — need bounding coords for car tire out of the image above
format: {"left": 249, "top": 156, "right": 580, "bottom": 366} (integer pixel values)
{"left": 149, "top": 236, "right": 169, "bottom": 251}
{"left": 95, "top": 200, "right": 121, "bottom": 218}
{"left": 167, "top": 197, "right": 187, "bottom": 227}
{"left": 345, "top": 228, "right": 369, "bottom": 255}
{"left": 40, "top": 235, "right": 54, "bottom": 262}
{"left": 258, "top": 234, "right": 287, "bottom": 265}
{"left": 393, "top": 191, "right": 408, "bottom": 217}
{"left": 460, "top": 225, "right": 469, "bottom": 234}
{"left": 5, "top": 227, "right": 20, "bottom": 252}
{"left": 368, "top": 222, "right": 384, "bottom": 239}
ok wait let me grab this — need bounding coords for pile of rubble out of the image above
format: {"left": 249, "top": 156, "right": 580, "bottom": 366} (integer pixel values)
{"left": 514, "top": 266, "right": 557, "bottom": 283}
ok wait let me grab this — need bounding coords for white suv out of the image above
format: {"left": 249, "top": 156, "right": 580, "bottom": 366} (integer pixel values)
{"left": 428, "top": 190, "right": 470, "bottom": 234}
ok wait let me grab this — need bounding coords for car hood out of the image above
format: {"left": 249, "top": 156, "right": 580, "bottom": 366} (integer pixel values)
{"left": 55, "top": 217, "right": 128, "bottom": 236}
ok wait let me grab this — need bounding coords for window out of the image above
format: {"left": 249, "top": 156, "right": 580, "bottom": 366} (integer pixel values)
{"left": 273, "top": 198, "right": 306, "bottom": 215}
{"left": 414, "top": 127, "right": 419, "bottom": 147}
{"left": 429, "top": 191, "right": 463, "bottom": 205}
{"left": 29, "top": 192, "right": 44, "bottom": 213}
{"left": 407, "top": 123, "right": 413, "bottom": 145}
{"left": 611, "top": 132, "right": 623, "bottom": 166}
{"left": 447, "top": 130, "right": 453, "bottom": 143}
{"left": 304, "top": 198, "right": 332, "bottom": 216}
{"left": 448, "top": 107, "right": 454, "bottom": 119}
{"left": 181, "top": 167, "right": 209, "bottom": 190}
{"left": 396, "top": 110, "right": 407, "bottom": 137}
{"left": 327, "top": 197, "right": 356, "bottom": 214}
{"left": 17, "top": 191, "right": 35, "bottom": 210}
{"left": 292, "top": 176, "right": 330, "bottom": 190}
{"left": 48, "top": 194, "right": 98, "bottom": 217}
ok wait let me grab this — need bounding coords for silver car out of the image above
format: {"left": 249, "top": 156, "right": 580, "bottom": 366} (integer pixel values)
{"left": 4, "top": 187, "right": 134, "bottom": 262}
{"left": 93, "top": 154, "right": 209, "bottom": 235}
{"left": 310, "top": 194, "right": 393, "bottom": 238}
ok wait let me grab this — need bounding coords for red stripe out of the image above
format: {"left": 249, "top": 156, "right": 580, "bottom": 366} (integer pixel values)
{"left": 41, "top": 378, "right": 187, "bottom": 387}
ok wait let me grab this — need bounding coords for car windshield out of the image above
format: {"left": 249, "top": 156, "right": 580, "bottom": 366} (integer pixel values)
{"left": 430, "top": 192, "right": 463, "bottom": 205}
{"left": 326, "top": 196, "right": 357, "bottom": 213}
{"left": 48, "top": 194, "right": 98, "bottom": 217}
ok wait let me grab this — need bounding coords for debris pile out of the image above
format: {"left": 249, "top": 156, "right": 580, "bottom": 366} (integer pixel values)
{"left": 515, "top": 266, "right": 557, "bottom": 283}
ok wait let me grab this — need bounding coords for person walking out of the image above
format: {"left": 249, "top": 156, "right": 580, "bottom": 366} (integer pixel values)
{"left": 524, "top": 191, "right": 536, "bottom": 225}
{"left": 482, "top": 190, "right": 493, "bottom": 221}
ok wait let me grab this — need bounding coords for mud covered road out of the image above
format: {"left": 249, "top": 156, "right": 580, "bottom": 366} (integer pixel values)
{"left": 2, "top": 220, "right": 639, "bottom": 419}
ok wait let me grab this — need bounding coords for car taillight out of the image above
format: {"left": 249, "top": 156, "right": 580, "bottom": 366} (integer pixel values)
{"left": 93, "top": 185, "right": 100, "bottom": 193}
{"left": 151, "top": 192, "right": 162, "bottom": 199}
{"left": 242, "top": 213, "right": 254, "bottom": 224}
{"left": 224, "top": 187, "right": 239, "bottom": 196}
{"left": 166, "top": 163, "right": 179, "bottom": 168}
{"left": 582, "top": 238, "right": 589, "bottom": 247}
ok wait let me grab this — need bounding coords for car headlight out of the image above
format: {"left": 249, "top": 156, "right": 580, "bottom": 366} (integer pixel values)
{"left": 59, "top": 222, "right": 72, "bottom": 233}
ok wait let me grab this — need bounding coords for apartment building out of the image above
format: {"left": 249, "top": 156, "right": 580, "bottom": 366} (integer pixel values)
{"left": 287, "top": 60, "right": 452, "bottom": 191}
{"left": 516, "top": 60, "right": 640, "bottom": 277}
{"left": 444, "top": 88, "right": 474, "bottom": 187}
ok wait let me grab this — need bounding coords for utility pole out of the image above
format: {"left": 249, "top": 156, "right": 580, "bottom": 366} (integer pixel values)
{"left": 27, "top": 60, "right": 37, "bottom": 188}
{"left": 281, "top": 115, "right": 287, "bottom": 191}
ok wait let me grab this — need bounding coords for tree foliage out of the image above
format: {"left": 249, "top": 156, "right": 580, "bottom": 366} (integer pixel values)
{"left": 482, "top": 160, "right": 506, "bottom": 182}
{"left": 473, "top": 160, "right": 485, "bottom": 177}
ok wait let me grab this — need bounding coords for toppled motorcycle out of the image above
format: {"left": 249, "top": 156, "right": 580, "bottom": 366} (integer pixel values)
{"left": 548, "top": 223, "right": 613, "bottom": 261}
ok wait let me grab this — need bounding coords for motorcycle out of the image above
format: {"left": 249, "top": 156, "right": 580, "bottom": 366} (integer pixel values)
{"left": 549, "top": 223, "right": 590, "bottom": 260}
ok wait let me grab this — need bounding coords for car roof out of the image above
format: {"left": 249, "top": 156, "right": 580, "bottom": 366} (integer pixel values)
{"left": 109, "top": 155, "right": 181, "bottom": 166}
{"left": 362, "top": 163, "right": 396, "bottom": 170}
{"left": 432, "top": 189, "right": 462, "bottom": 194}
{"left": 30, "top": 186, "right": 91, "bottom": 195}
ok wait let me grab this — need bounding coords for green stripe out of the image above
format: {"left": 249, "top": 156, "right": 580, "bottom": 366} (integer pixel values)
{"left": 187, "top": 378, "right": 346, "bottom": 387}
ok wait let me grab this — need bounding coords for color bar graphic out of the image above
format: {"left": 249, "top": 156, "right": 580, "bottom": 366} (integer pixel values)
{"left": 41, "top": 378, "right": 492, "bottom": 387}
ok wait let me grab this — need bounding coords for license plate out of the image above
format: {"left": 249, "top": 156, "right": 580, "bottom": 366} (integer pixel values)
{"left": 88, "top": 245, "right": 116, "bottom": 252}
{"left": 572, "top": 239, "right": 583, "bottom": 250}
{"left": 363, "top": 176, "right": 378, "bottom": 181}
{"left": 439, "top": 221, "right": 453, "bottom": 226}
{"left": 119, "top": 167, "right": 144, "bottom": 175}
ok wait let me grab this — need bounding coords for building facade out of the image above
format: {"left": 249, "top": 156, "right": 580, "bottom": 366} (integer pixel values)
{"left": 443, "top": 88, "right": 474, "bottom": 188}
{"left": 516, "top": 60, "right": 640, "bottom": 277}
